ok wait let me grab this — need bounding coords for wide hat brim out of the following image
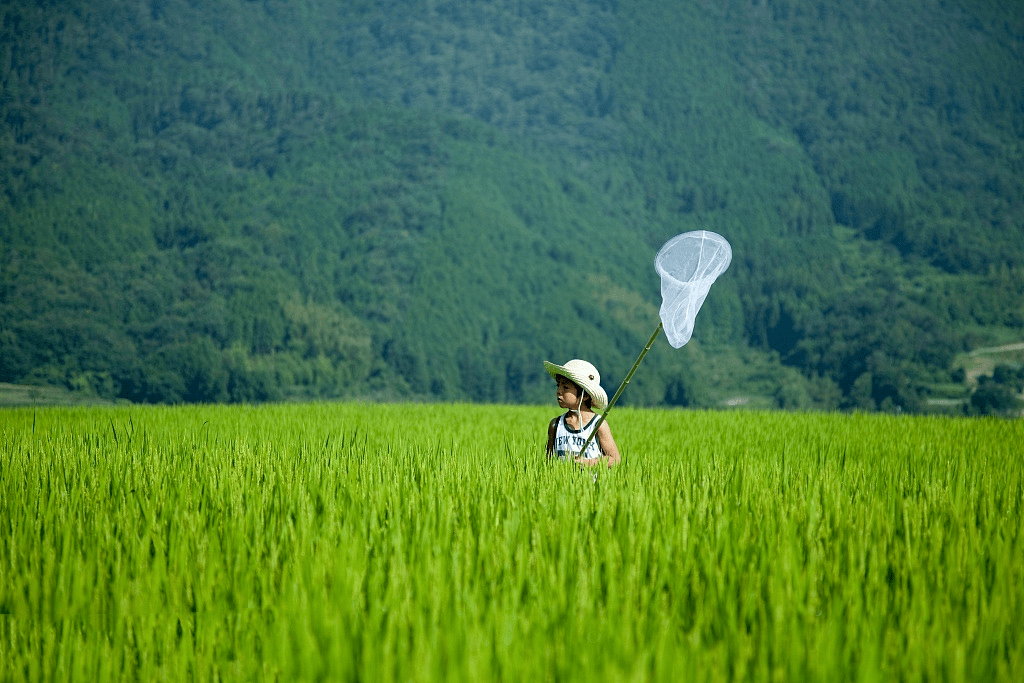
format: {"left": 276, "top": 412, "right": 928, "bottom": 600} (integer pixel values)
{"left": 544, "top": 360, "right": 609, "bottom": 411}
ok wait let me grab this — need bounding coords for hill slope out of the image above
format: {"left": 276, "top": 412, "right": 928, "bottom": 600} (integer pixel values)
{"left": 1, "top": 0, "right": 1022, "bottom": 411}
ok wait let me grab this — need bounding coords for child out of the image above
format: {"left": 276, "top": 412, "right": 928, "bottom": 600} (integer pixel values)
{"left": 544, "top": 359, "right": 621, "bottom": 467}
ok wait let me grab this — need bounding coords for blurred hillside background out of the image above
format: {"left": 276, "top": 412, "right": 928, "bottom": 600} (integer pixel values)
{"left": 1, "top": 0, "right": 1022, "bottom": 413}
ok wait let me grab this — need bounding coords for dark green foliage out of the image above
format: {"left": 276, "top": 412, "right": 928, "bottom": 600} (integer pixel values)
{"left": 968, "top": 380, "right": 1023, "bottom": 418}
{"left": 992, "top": 365, "right": 1024, "bottom": 393}
{"left": 967, "top": 365, "right": 1024, "bottom": 417}
{"left": 1, "top": 0, "right": 1021, "bottom": 410}
{"left": 663, "top": 364, "right": 709, "bottom": 409}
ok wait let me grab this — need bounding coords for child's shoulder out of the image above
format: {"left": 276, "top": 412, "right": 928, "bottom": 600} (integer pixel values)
{"left": 548, "top": 412, "right": 570, "bottom": 430}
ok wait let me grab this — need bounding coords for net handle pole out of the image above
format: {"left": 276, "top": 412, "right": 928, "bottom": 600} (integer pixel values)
{"left": 579, "top": 321, "right": 663, "bottom": 457}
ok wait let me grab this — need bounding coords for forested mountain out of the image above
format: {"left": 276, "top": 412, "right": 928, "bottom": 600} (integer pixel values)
{"left": 2, "top": 0, "right": 1022, "bottom": 411}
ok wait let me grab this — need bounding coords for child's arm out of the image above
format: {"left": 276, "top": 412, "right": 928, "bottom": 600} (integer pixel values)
{"left": 596, "top": 420, "right": 621, "bottom": 466}
{"left": 575, "top": 420, "right": 621, "bottom": 467}
{"left": 545, "top": 417, "right": 558, "bottom": 458}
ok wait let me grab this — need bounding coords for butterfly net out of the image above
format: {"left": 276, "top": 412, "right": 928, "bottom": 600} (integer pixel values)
{"left": 574, "top": 230, "right": 732, "bottom": 456}
{"left": 655, "top": 230, "right": 732, "bottom": 348}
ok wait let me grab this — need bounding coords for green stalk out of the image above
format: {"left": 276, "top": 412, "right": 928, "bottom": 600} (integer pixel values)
{"left": 579, "top": 321, "right": 663, "bottom": 458}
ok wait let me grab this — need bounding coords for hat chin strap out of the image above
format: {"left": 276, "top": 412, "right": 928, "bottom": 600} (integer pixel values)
{"left": 574, "top": 391, "right": 586, "bottom": 457}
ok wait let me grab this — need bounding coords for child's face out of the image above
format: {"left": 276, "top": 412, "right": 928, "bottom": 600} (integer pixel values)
{"left": 556, "top": 375, "right": 585, "bottom": 410}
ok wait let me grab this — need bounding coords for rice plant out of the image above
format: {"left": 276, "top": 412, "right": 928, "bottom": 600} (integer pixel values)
{"left": 1, "top": 404, "right": 1021, "bottom": 681}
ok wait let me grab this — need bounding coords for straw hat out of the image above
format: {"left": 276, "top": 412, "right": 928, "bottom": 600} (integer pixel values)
{"left": 543, "top": 359, "right": 609, "bottom": 410}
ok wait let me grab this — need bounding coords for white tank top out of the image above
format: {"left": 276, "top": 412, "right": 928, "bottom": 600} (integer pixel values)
{"left": 553, "top": 413, "right": 604, "bottom": 460}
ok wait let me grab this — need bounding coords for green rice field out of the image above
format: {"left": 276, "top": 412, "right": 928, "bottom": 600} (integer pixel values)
{"left": 1, "top": 403, "right": 1022, "bottom": 682}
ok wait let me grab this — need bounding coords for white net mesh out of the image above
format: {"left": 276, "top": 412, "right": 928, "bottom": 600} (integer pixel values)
{"left": 655, "top": 230, "right": 732, "bottom": 348}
